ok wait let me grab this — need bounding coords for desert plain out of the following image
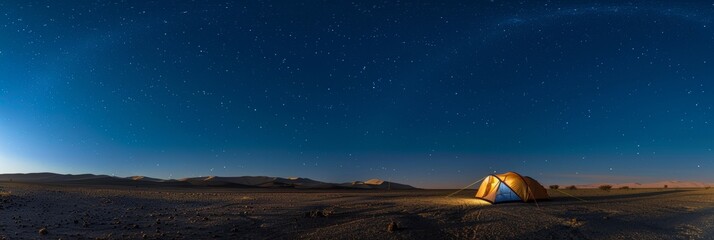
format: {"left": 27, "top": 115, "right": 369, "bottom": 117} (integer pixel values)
{"left": 1, "top": 182, "right": 713, "bottom": 239}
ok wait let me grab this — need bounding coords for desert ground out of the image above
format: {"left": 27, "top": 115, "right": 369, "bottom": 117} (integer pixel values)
{"left": 1, "top": 183, "right": 713, "bottom": 239}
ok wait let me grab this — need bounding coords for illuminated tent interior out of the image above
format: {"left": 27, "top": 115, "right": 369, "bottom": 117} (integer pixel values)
{"left": 475, "top": 172, "right": 549, "bottom": 203}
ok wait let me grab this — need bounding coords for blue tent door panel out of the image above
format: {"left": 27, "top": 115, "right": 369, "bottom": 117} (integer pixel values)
{"left": 494, "top": 182, "right": 521, "bottom": 202}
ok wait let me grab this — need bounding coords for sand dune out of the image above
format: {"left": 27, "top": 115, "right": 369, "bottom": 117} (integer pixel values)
{"left": 193, "top": 176, "right": 336, "bottom": 188}
{"left": 128, "top": 176, "right": 164, "bottom": 182}
{"left": 345, "top": 178, "right": 416, "bottom": 190}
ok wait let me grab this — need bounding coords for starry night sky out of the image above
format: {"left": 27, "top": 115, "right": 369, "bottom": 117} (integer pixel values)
{"left": 1, "top": 1, "right": 713, "bottom": 188}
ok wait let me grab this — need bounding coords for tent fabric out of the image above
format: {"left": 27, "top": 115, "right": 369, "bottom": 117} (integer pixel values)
{"left": 475, "top": 175, "right": 499, "bottom": 200}
{"left": 474, "top": 172, "right": 549, "bottom": 203}
{"left": 522, "top": 176, "right": 549, "bottom": 201}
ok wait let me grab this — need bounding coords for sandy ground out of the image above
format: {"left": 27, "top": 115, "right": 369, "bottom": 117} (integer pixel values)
{"left": 1, "top": 183, "right": 713, "bottom": 239}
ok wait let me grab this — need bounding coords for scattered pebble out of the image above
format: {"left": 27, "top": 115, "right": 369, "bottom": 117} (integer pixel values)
{"left": 387, "top": 221, "right": 399, "bottom": 232}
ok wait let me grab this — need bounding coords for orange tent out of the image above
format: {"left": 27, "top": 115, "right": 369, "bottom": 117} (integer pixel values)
{"left": 475, "top": 172, "right": 549, "bottom": 203}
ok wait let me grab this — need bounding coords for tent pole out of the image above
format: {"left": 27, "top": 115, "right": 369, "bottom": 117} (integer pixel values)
{"left": 527, "top": 186, "right": 540, "bottom": 208}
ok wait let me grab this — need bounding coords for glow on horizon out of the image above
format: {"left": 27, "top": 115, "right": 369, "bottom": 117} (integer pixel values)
{"left": 0, "top": 153, "right": 38, "bottom": 174}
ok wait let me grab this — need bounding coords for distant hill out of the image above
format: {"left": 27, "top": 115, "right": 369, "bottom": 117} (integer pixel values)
{"left": 343, "top": 178, "right": 417, "bottom": 190}
{"left": 176, "top": 176, "right": 336, "bottom": 188}
{"left": 0, "top": 172, "right": 118, "bottom": 183}
{"left": 127, "top": 176, "right": 164, "bottom": 182}
{"left": 0, "top": 173, "right": 417, "bottom": 190}
{"left": 574, "top": 180, "right": 713, "bottom": 189}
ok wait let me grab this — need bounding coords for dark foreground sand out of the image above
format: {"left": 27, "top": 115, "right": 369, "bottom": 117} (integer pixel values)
{"left": 1, "top": 183, "right": 713, "bottom": 239}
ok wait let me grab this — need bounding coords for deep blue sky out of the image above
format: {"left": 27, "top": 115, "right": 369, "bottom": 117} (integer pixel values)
{"left": 1, "top": 1, "right": 713, "bottom": 188}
